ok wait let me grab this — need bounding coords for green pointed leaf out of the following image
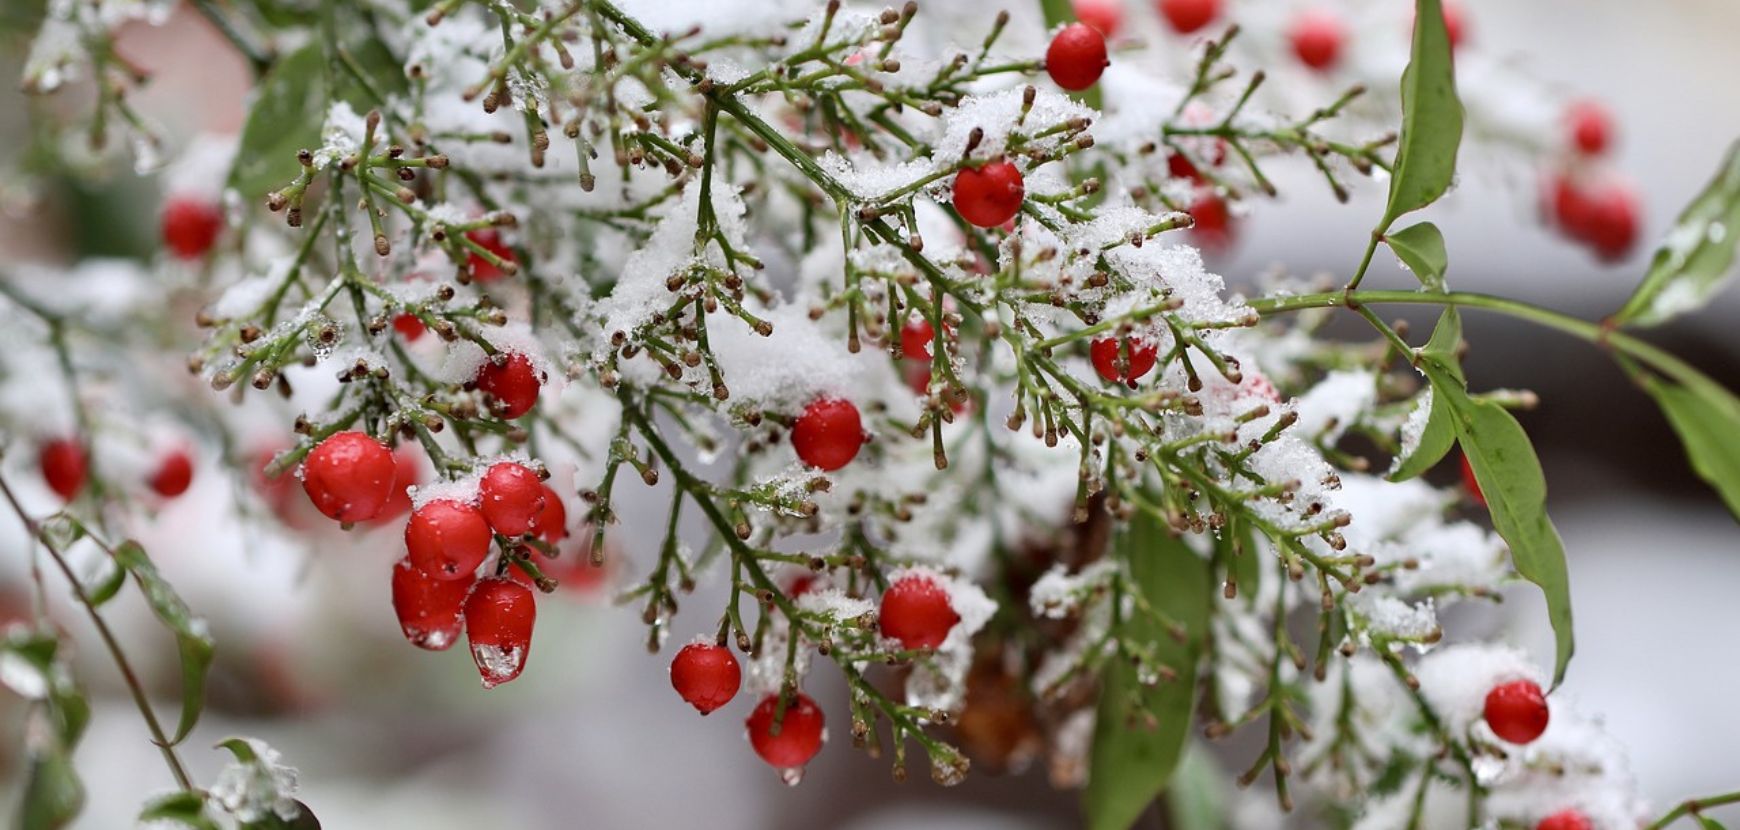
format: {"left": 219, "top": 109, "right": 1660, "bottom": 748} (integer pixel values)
{"left": 1379, "top": 0, "right": 1464, "bottom": 229}
{"left": 1385, "top": 222, "right": 1449, "bottom": 291}
{"left": 138, "top": 792, "right": 221, "bottom": 830}
{"left": 1641, "top": 376, "right": 1740, "bottom": 521}
{"left": 18, "top": 749, "right": 82, "bottom": 830}
{"left": 1084, "top": 510, "right": 1213, "bottom": 830}
{"left": 1613, "top": 141, "right": 1740, "bottom": 327}
{"left": 229, "top": 43, "right": 325, "bottom": 201}
{"left": 84, "top": 555, "right": 125, "bottom": 607}
{"left": 1390, "top": 309, "right": 1462, "bottom": 481}
{"left": 114, "top": 541, "right": 214, "bottom": 745}
{"left": 1697, "top": 818, "right": 1727, "bottom": 830}
{"left": 1421, "top": 358, "right": 1575, "bottom": 686}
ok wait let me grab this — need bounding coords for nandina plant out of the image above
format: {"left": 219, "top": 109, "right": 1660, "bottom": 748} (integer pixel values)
{"left": 3, "top": 0, "right": 1740, "bottom": 827}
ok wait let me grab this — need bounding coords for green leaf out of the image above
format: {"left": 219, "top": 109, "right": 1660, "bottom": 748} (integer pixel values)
{"left": 1084, "top": 510, "right": 1213, "bottom": 830}
{"left": 1420, "top": 358, "right": 1575, "bottom": 687}
{"left": 1167, "top": 744, "right": 1225, "bottom": 830}
{"left": 18, "top": 749, "right": 82, "bottom": 830}
{"left": 1385, "top": 222, "right": 1449, "bottom": 291}
{"left": 1389, "top": 309, "right": 1462, "bottom": 481}
{"left": 114, "top": 541, "right": 214, "bottom": 745}
{"left": 1379, "top": 0, "right": 1464, "bottom": 229}
{"left": 1037, "top": 0, "right": 1073, "bottom": 28}
{"left": 84, "top": 555, "right": 125, "bottom": 607}
{"left": 1, "top": 628, "right": 89, "bottom": 746}
{"left": 1613, "top": 140, "right": 1740, "bottom": 327}
{"left": 229, "top": 42, "right": 325, "bottom": 201}
{"left": 240, "top": 803, "right": 322, "bottom": 830}
{"left": 1697, "top": 817, "right": 1727, "bottom": 830}
{"left": 138, "top": 792, "right": 221, "bottom": 830}
{"left": 1641, "top": 376, "right": 1740, "bottom": 521}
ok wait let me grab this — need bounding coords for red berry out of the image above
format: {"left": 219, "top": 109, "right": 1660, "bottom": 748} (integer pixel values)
{"left": 1566, "top": 100, "right": 1613, "bottom": 157}
{"left": 465, "top": 228, "right": 515, "bottom": 283}
{"left": 391, "top": 559, "right": 474, "bottom": 651}
{"left": 1585, "top": 183, "right": 1639, "bottom": 263}
{"left": 38, "top": 439, "right": 87, "bottom": 502}
{"left": 1460, "top": 452, "right": 1485, "bottom": 507}
{"left": 475, "top": 352, "right": 542, "bottom": 420}
{"left": 528, "top": 484, "right": 569, "bottom": 544}
{"left": 393, "top": 313, "right": 426, "bottom": 341}
{"left": 791, "top": 398, "right": 864, "bottom": 472}
{"left": 148, "top": 448, "right": 195, "bottom": 498}
{"left": 952, "top": 160, "right": 1025, "bottom": 229}
{"left": 746, "top": 692, "right": 826, "bottom": 770}
{"left": 1289, "top": 9, "right": 1344, "bottom": 72}
{"left": 905, "top": 363, "right": 971, "bottom": 414}
{"left": 464, "top": 577, "right": 536, "bottom": 688}
{"left": 1548, "top": 174, "right": 1597, "bottom": 242}
{"left": 1443, "top": 2, "right": 1467, "bottom": 50}
{"left": 1537, "top": 810, "right": 1593, "bottom": 830}
{"left": 1188, "top": 189, "right": 1234, "bottom": 253}
{"left": 1483, "top": 679, "right": 1550, "bottom": 744}
{"left": 1157, "top": 0, "right": 1219, "bottom": 35}
{"left": 370, "top": 444, "right": 424, "bottom": 526}
{"left": 671, "top": 642, "right": 742, "bottom": 715}
{"left": 301, "top": 431, "right": 398, "bottom": 522}
{"left": 878, "top": 573, "right": 960, "bottom": 650}
{"left": 406, "top": 499, "right": 493, "bottom": 580}
{"left": 161, "top": 196, "right": 224, "bottom": 260}
{"left": 1046, "top": 23, "right": 1109, "bottom": 92}
{"left": 1074, "top": 0, "right": 1121, "bottom": 37}
{"left": 900, "top": 316, "right": 938, "bottom": 361}
{"left": 478, "top": 462, "right": 546, "bottom": 537}
{"left": 1090, "top": 337, "right": 1159, "bottom": 386}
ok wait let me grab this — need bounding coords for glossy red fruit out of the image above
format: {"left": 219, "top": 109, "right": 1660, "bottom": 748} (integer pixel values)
{"left": 1289, "top": 9, "right": 1344, "bottom": 71}
{"left": 1090, "top": 337, "right": 1159, "bottom": 386}
{"left": 161, "top": 196, "right": 224, "bottom": 260}
{"left": 392, "top": 313, "right": 426, "bottom": 341}
{"left": 528, "top": 484, "right": 568, "bottom": 544}
{"left": 370, "top": 445, "right": 423, "bottom": 526}
{"left": 1460, "top": 452, "right": 1485, "bottom": 507}
{"left": 1585, "top": 184, "right": 1639, "bottom": 263}
{"left": 38, "top": 439, "right": 87, "bottom": 502}
{"left": 475, "top": 352, "right": 542, "bottom": 420}
{"left": 952, "top": 160, "right": 1025, "bottom": 229}
{"left": 671, "top": 642, "right": 742, "bottom": 715}
{"left": 1074, "top": 0, "right": 1121, "bottom": 36}
{"left": 148, "top": 449, "right": 195, "bottom": 498}
{"left": 464, "top": 577, "right": 536, "bottom": 688}
{"left": 1537, "top": 810, "right": 1593, "bottom": 830}
{"left": 900, "top": 316, "right": 939, "bottom": 361}
{"left": 1566, "top": 100, "right": 1612, "bottom": 157}
{"left": 1046, "top": 23, "right": 1109, "bottom": 92}
{"left": 391, "top": 559, "right": 474, "bottom": 651}
{"left": 1157, "top": 0, "right": 1219, "bottom": 35}
{"left": 879, "top": 573, "right": 960, "bottom": 650}
{"left": 301, "top": 431, "right": 397, "bottom": 522}
{"left": 406, "top": 499, "right": 493, "bottom": 580}
{"left": 479, "top": 462, "right": 546, "bottom": 537}
{"left": 746, "top": 693, "right": 826, "bottom": 770}
{"left": 1484, "top": 679, "right": 1550, "bottom": 744}
{"left": 791, "top": 398, "right": 864, "bottom": 472}
{"left": 465, "top": 228, "right": 515, "bottom": 282}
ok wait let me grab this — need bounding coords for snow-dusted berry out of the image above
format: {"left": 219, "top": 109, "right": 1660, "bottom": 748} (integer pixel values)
{"left": 148, "top": 448, "right": 195, "bottom": 498}
{"left": 39, "top": 438, "right": 87, "bottom": 502}
{"left": 464, "top": 577, "right": 535, "bottom": 688}
{"left": 671, "top": 642, "right": 741, "bottom": 715}
{"left": 406, "top": 499, "right": 493, "bottom": 580}
{"left": 900, "top": 316, "right": 942, "bottom": 361}
{"left": 1483, "top": 679, "right": 1550, "bottom": 744}
{"left": 1537, "top": 810, "right": 1593, "bottom": 830}
{"left": 465, "top": 228, "right": 515, "bottom": 282}
{"left": 1046, "top": 23, "right": 1108, "bottom": 92}
{"left": 791, "top": 398, "right": 864, "bottom": 472}
{"left": 1073, "top": 0, "right": 1121, "bottom": 36}
{"left": 301, "top": 431, "right": 397, "bottom": 522}
{"left": 878, "top": 573, "right": 960, "bottom": 650}
{"left": 479, "top": 462, "right": 546, "bottom": 537}
{"left": 1289, "top": 9, "right": 1344, "bottom": 71}
{"left": 952, "top": 160, "right": 1025, "bottom": 229}
{"left": 475, "top": 352, "right": 542, "bottom": 420}
{"left": 1157, "top": 0, "right": 1219, "bottom": 35}
{"left": 392, "top": 313, "right": 426, "bottom": 341}
{"left": 1090, "top": 336, "right": 1159, "bottom": 386}
{"left": 1566, "top": 100, "right": 1613, "bottom": 157}
{"left": 746, "top": 692, "right": 825, "bottom": 771}
{"left": 391, "top": 559, "right": 473, "bottom": 651}
{"left": 161, "top": 196, "right": 224, "bottom": 260}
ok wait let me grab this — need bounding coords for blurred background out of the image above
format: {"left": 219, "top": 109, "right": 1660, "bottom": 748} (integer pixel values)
{"left": 0, "top": 0, "right": 1736, "bottom": 827}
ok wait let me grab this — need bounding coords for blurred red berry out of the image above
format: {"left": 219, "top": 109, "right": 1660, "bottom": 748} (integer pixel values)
{"left": 671, "top": 642, "right": 742, "bottom": 715}
{"left": 952, "top": 160, "right": 1025, "bottom": 229}
{"left": 1289, "top": 9, "right": 1344, "bottom": 71}
{"left": 1157, "top": 0, "right": 1219, "bottom": 35}
{"left": 1460, "top": 452, "right": 1485, "bottom": 507}
{"left": 1188, "top": 189, "right": 1234, "bottom": 253}
{"left": 39, "top": 439, "right": 87, "bottom": 502}
{"left": 1484, "top": 679, "right": 1550, "bottom": 744}
{"left": 1537, "top": 810, "right": 1593, "bottom": 830}
{"left": 465, "top": 228, "right": 515, "bottom": 282}
{"left": 1073, "top": 0, "right": 1121, "bottom": 37}
{"left": 393, "top": 313, "right": 426, "bottom": 341}
{"left": 1090, "top": 336, "right": 1159, "bottom": 386}
{"left": 406, "top": 499, "right": 493, "bottom": 580}
{"left": 301, "top": 431, "right": 397, "bottom": 522}
{"left": 900, "top": 316, "right": 940, "bottom": 361}
{"left": 1566, "top": 100, "right": 1613, "bottom": 157}
{"left": 475, "top": 353, "right": 542, "bottom": 420}
{"left": 148, "top": 448, "right": 195, "bottom": 498}
{"left": 528, "top": 484, "right": 569, "bottom": 544}
{"left": 746, "top": 692, "right": 826, "bottom": 770}
{"left": 391, "top": 559, "right": 473, "bottom": 651}
{"left": 479, "top": 462, "right": 546, "bottom": 537}
{"left": 1585, "top": 183, "right": 1639, "bottom": 263}
{"left": 161, "top": 196, "right": 224, "bottom": 260}
{"left": 1547, "top": 173, "right": 1597, "bottom": 242}
{"left": 1046, "top": 23, "right": 1109, "bottom": 92}
{"left": 879, "top": 573, "right": 960, "bottom": 650}
{"left": 791, "top": 398, "right": 864, "bottom": 472}
{"left": 464, "top": 577, "right": 536, "bottom": 688}
{"left": 370, "top": 444, "right": 424, "bottom": 526}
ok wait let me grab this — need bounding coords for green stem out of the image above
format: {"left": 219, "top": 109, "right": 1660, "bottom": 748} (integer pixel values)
{"left": 1648, "top": 790, "right": 1740, "bottom": 830}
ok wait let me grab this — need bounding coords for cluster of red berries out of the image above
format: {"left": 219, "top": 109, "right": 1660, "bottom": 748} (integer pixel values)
{"left": 1483, "top": 679, "right": 1590, "bottom": 830}
{"left": 37, "top": 437, "right": 195, "bottom": 503}
{"left": 666, "top": 572, "right": 961, "bottom": 776}
{"left": 1542, "top": 101, "right": 1639, "bottom": 262}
